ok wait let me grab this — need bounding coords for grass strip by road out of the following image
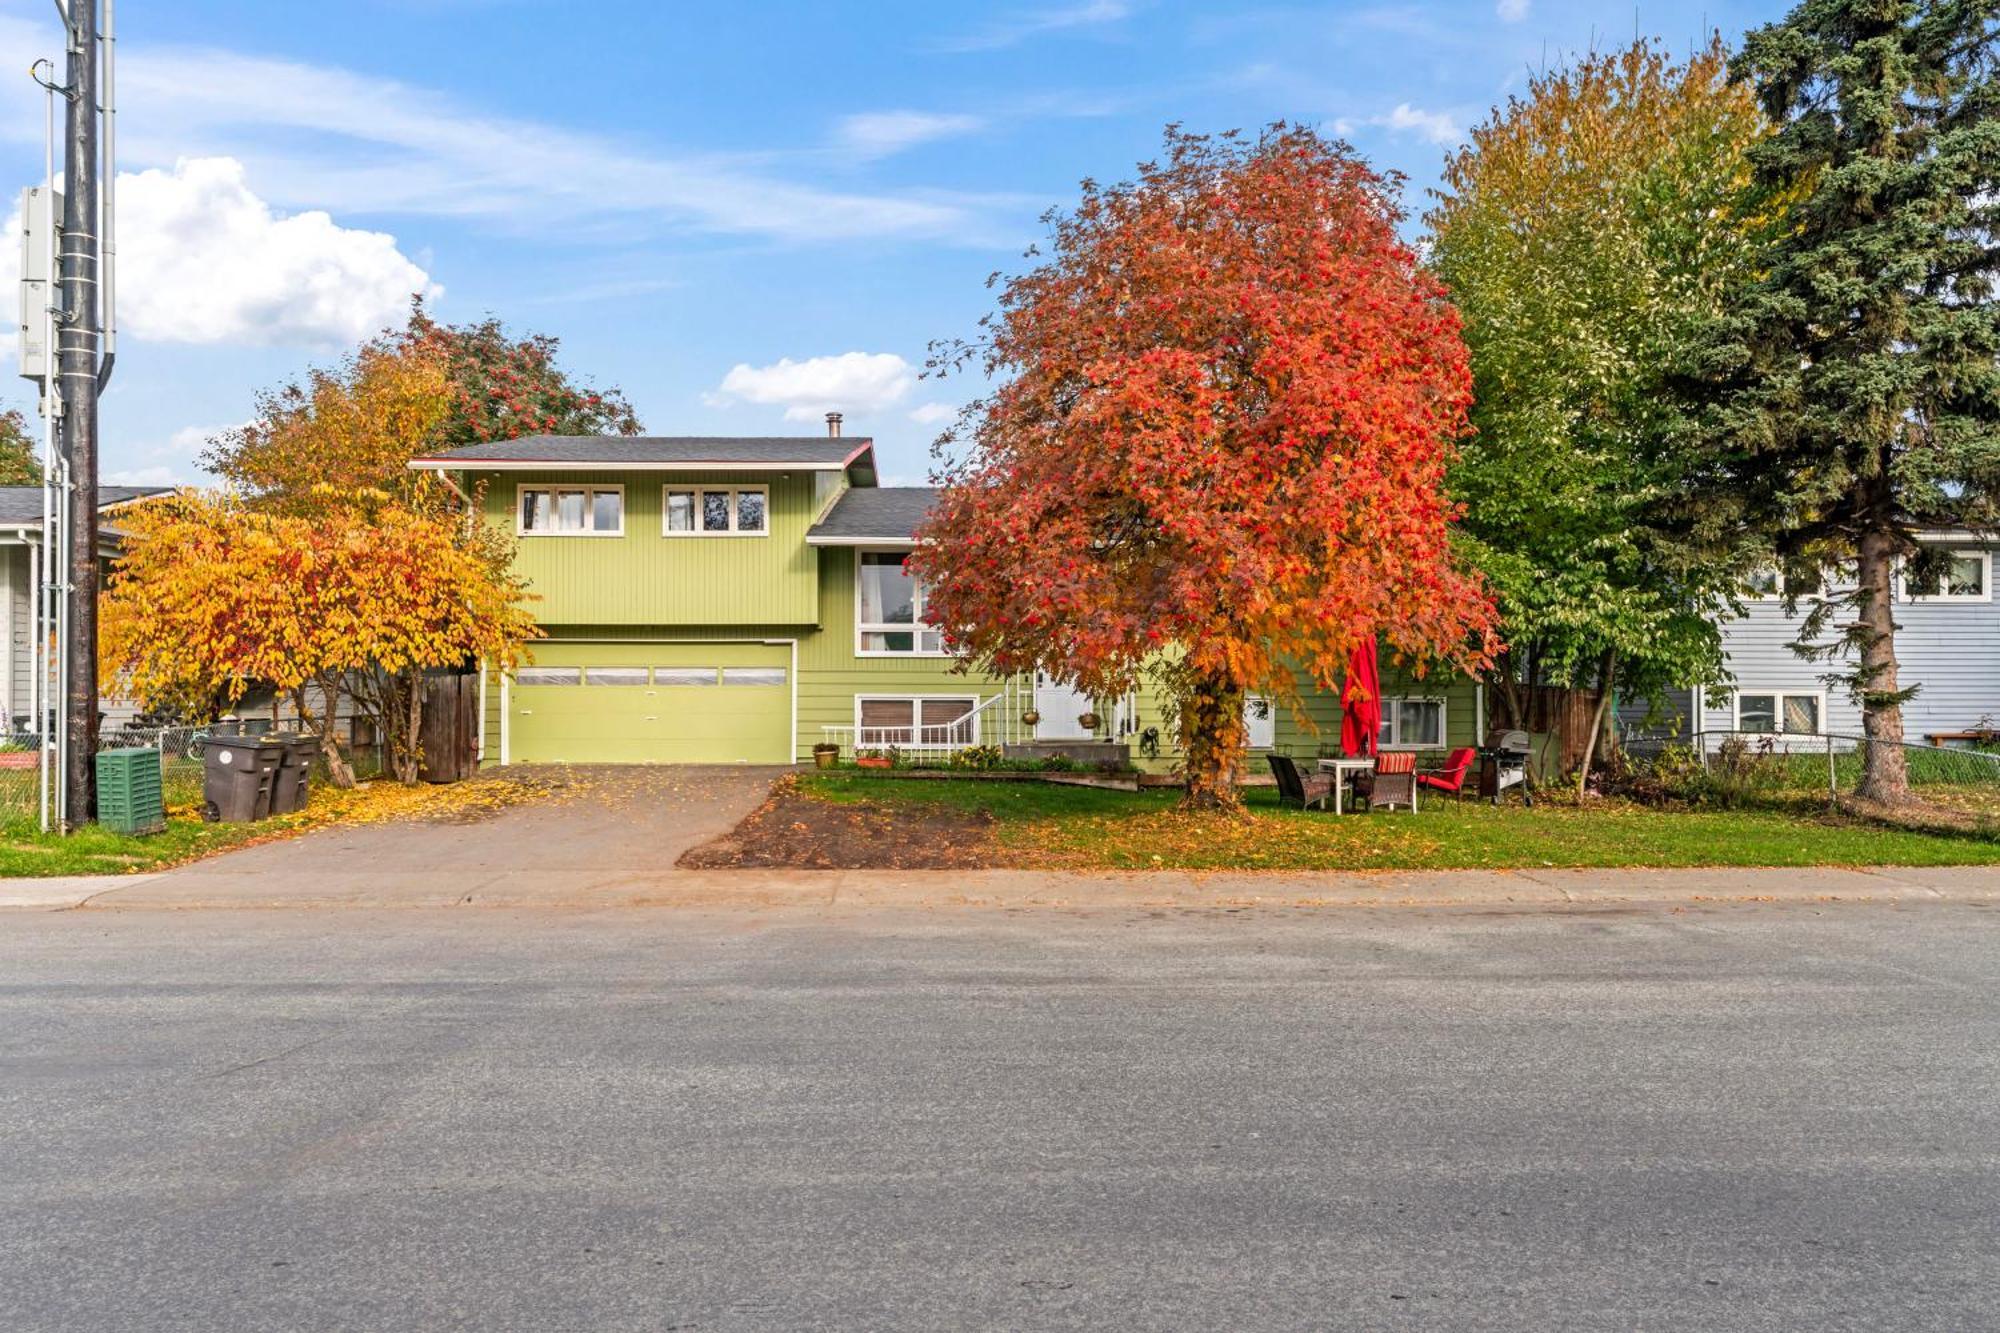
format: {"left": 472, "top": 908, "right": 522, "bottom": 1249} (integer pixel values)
{"left": 797, "top": 773, "right": 2000, "bottom": 870}
{"left": 0, "top": 775, "right": 540, "bottom": 879}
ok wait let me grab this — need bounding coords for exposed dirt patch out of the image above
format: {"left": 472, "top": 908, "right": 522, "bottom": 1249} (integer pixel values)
{"left": 679, "top": 776, "right": 1003, "bottom": 869}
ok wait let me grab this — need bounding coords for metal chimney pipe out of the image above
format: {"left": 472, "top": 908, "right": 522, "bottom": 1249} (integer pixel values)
{"left": 825, "top": 412, "right": 842, "bottom": 438}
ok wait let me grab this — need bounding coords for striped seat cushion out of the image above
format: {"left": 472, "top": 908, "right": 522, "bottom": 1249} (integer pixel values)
{"left": 1374, "top": 751, "right": 1416, "bottom": 775}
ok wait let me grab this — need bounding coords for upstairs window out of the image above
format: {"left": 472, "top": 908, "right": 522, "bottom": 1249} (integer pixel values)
{"left": 665, "top": 486, "right": 768, "bottom": 536}
{"left": 1903, "top": 549, "right": 1990, "bottom": 602}
{"left": 857, "top": 551, "right": 944, "bottom": 655}
{"left": 518, "top": 486, "right": 623, "bottom": 536}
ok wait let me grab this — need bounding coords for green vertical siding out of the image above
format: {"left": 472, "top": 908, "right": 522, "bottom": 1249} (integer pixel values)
{"left": 470, "top": 469, "right": 822, "bottom": 625}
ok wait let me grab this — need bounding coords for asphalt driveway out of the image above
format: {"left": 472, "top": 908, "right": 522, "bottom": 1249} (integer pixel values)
{"left": 115, "top": 765, "right": 785, "bottom": 907}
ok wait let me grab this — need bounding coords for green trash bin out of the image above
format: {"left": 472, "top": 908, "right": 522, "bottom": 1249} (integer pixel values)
{"left": 96, "top": 747, "right": 166, "bottom": 835}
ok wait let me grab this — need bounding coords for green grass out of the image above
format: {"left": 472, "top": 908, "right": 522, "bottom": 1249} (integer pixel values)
{"left": 798, "top": 774, "right": 2000, "bottom": 870}
{"left": 0, "top": 814, "right": 301, "bottom": 878}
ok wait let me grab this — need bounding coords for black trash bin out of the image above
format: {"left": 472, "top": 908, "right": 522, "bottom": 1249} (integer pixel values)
{"left": 266, "top": 734, "right": 318, "bottom": 815}
{"left": 199, "top": 736, "right": 285, "bottom": 822}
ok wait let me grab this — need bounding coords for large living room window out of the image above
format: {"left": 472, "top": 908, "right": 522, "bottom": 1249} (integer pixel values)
{"left": 518, "top": 485, "right": 623, "bottom": 536}
{"left": 857, "top": 551, "right": 944, "bottom": 655}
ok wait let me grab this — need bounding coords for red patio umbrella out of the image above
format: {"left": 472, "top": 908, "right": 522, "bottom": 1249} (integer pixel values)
{"left": 1341, "top": 637, "right": 1381, "bottom": 758}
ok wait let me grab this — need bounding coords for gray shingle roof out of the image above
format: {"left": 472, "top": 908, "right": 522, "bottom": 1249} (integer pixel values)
{"left": 807, "top": 487, "right": 938, "bottom": 543}
{"left": 0, "top": 485, "right": 173, "bottom": 526}
{"left": 411, "top": 435, "right": 874, "bottom": 470}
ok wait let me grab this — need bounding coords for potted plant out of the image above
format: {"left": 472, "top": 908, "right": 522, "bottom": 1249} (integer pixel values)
{"left": 856, "top": 748, "right": 893, "bottom": 770}
{"left": 1077, "top": 711, "right": 1101, "bottom": 732}
{"left": 812, "top": 742, "right": 839, "bottom": 769}
{"left": 1021, "top": 709, "right": 1041, "bottom": 727}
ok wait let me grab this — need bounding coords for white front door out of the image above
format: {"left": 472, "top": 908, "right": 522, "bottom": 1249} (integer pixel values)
{"left": 1035, "top": 674, "right": 1097, "bottom": 739}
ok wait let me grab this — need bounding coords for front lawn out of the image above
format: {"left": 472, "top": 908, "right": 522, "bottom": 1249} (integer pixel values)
{"left": 0, "top": 773, "right": 544, "bottom": 878}
{"left": 761, "top": 774, "right": 2000, "bottom": 871}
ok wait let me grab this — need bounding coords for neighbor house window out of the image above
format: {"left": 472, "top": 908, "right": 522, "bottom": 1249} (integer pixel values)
{"left": 857, "top": 551, "right": 944, "bottom": 654}
{"left": 1381, "top": 697, "right": 1445, "bottom": 749}
{"left": 1903, "top": 549, "right": 1990, "bottom": 602}
{"left": 856, "top": 696, "right": 977, "bottom": 747}
{"left": 517, "top": 486, "right": 623, "bottom": 536}
{"left": 664, "top": 486, "right": 768, "bottom": 536}
{"left": 1736, "top": 690, "right": 1821, "bottom": 735}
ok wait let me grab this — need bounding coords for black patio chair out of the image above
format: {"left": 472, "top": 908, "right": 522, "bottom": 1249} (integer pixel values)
{"left": 1267, "top": 753, "right": 1335, "bottom": 812}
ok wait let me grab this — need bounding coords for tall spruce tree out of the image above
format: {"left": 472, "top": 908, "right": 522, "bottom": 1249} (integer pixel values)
{"left": 1694, "top": 0, "right": 2000, "bottom": 804}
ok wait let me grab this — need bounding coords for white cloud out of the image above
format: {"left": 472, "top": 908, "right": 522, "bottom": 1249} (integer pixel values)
{"left": 836, "top": 111, "right": 986, "bottom": 161}
{"left": 102, "top": 421, "right": 236, "bottom": 487}
{"left": 938, "top": 1, "right": 1133, "bottom": 52}
{"left": 1375, "top": 103, "right": 1464, "bottom": 147}
{"left": 1, "top": 13, "right": 1001, "bottom": 248}
{"left": 1496, "top": 0, "right": 1530, "bottom": 20}
{"left": 908, "top": 403, "right": 959, "bottom": 426}
{"left": 116, "top": 157, "right": 437, "bottom": 345}
{"left": 709, "top": 353, "right": 916, "bottom": 422}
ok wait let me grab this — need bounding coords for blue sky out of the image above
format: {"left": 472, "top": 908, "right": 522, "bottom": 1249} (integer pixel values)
{"left": 2, "top": 0, "right": 1783, "bottom": 486}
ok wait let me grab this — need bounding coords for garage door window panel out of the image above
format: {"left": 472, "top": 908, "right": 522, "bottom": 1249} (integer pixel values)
{"left": 518, "top": 667, "right": 582, "bottom": 686}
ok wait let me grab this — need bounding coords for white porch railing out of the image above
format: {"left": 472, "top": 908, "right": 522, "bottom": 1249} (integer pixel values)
{"left": 822, "top": 687, "right": 1026, "bottom": 757}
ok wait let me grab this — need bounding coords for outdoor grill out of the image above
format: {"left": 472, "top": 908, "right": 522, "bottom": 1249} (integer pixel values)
{"left": 1478, "top": 729, "right": 1534, "bottom": 806}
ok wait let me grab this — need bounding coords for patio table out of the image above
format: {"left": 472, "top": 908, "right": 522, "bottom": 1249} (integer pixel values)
{"left": 1315, "top": 757, "right": 1380, "bottom": 814}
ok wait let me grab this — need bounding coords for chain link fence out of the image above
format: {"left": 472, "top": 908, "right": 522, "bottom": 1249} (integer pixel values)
{"left": 1622, "top": 729, "right": 2000, "bottom": 813}
{"left": 0, "top": 725, "right": 384, "bottom": 826}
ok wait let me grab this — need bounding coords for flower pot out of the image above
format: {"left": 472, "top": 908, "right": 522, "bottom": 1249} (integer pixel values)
{"left": 1077, "top": 712, "right": 1101, "bottom": 731}
{"left": 1021, "top": 709, "right": 1041, "bottom": 727}
{"left": 813, "top": 747, "right": 837, "bottom": 769}
{"left": 856, "top": 756, "right": 892, "bottom": 770}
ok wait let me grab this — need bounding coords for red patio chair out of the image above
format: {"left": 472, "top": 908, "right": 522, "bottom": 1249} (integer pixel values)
{"left": 1371, "top": 751, "right": 1417, "bottom": 812}
{"left": 1417, "top": 747, "right": 1477, "bottom": 802}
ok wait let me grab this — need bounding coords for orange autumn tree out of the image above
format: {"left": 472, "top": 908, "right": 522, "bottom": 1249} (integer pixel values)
{"left": 102, "top": 490, "right": 539, "bottom": 786}
{"left": 911, "top": 126, "right": 1498, "bottom": 810}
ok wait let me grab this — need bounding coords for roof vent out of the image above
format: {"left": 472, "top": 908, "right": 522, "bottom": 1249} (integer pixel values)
{"left": 825, "top": 411, "right": 843, "bottom": 438}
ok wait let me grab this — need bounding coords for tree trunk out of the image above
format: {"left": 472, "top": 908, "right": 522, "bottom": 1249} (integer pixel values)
{"left": 1179, "top": 671, "right": 1245, "bottom": 812}
{"left": 1575, "top": 648, "right": 1617, "bottom": 802}
{"left": 295, "top": 679, "right": 356, "bottom": 789}
{"left": 1853, "top": 524, "right": 1910, "bottom": 804}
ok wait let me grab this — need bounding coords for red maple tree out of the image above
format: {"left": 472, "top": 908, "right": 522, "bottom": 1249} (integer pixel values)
{"left": 911, "top": 126, "right": 1498, "bottom": 810}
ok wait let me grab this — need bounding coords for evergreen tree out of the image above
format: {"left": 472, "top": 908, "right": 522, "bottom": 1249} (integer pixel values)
{"left": 1692, "top": 0, "right": 2000, "bottom": 803}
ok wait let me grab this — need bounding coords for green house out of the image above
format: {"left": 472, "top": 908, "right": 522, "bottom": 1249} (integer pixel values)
{"left": 411, "top": 431, "right": 1487, "bottom": 770}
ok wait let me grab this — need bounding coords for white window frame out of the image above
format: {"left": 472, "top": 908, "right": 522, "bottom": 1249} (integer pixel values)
{"left": 1244, "top": 695, "right": 1276, "bottom": 750}
{"left": 1380, "top": 695, "right": 1447, "bottom": 750}
{"left": 853, "top": 694, "right": 980, "bottom": 748}
{"left": 662, "top": 485, "right": 770, "bottom": 538}
{"left": 1898, "top": 548, "right": 1992, "bottom": 603}
{"left": 515, "top": 484, "right": 624, "bottom": 537}
{"left": 855, "top": 549, "right": 946, "bottom": 657}
{"left": 1732, "top": 688, "right": 1825, "bottom": 736}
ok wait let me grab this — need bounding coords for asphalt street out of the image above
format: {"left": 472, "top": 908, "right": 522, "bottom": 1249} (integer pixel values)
{"left": 3, "top": 902, "right": 1996, "bottom": 1331}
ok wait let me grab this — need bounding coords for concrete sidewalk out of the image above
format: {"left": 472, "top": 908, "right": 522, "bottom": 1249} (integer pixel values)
{"left": 6, "top": 862, "right": 1999, "bottom": 912}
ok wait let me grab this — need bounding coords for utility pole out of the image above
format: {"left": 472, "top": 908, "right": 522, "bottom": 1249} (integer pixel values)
{"left": 56, "top": 2, "right": 102, "bottom": 827}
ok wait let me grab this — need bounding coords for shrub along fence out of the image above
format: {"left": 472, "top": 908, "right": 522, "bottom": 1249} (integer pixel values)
{"left": 1623, "top": 729, "right": 2000, "bottom": 807}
